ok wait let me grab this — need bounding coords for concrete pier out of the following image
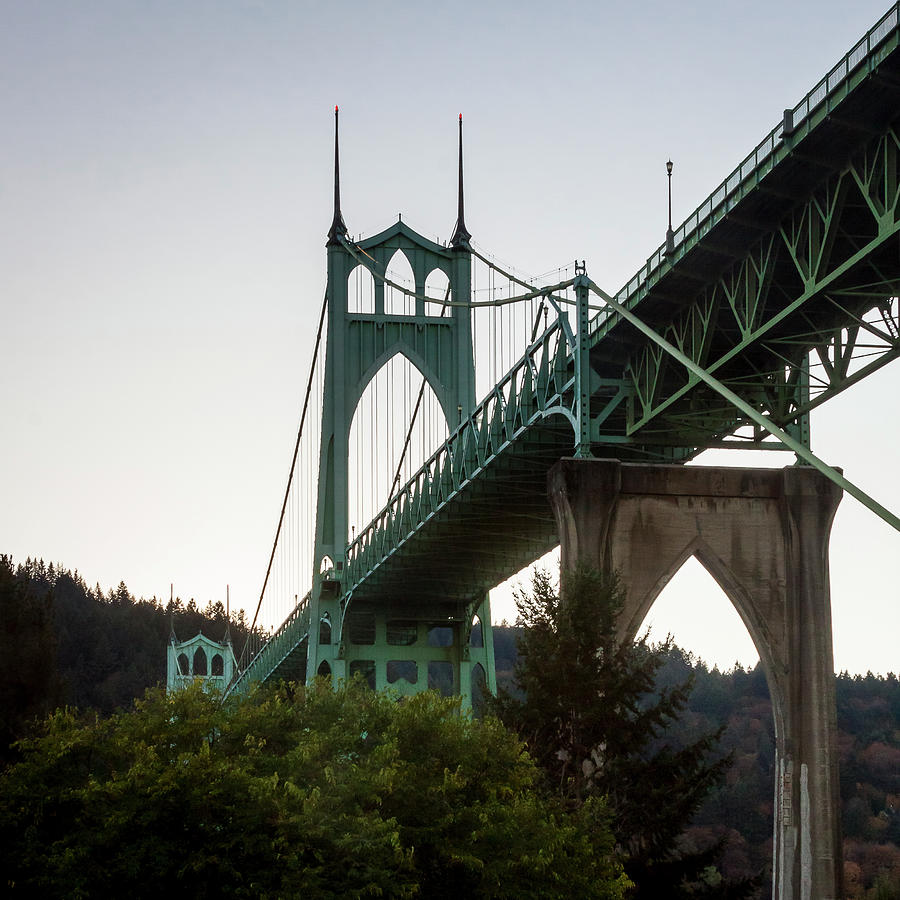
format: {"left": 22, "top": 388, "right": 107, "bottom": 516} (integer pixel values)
{"left": 548, "top": 458, "right": 843, "bottom": 900}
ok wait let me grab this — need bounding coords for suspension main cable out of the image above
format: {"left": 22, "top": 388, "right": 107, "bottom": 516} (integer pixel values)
{"left": 468, "top": 245, "right": 578, "bottom": 311}
{"left": 240, "top": 289, "right": 329, "bottom": 668}
{"left": 340, "top": 237, "right": 575, "bottom": 309}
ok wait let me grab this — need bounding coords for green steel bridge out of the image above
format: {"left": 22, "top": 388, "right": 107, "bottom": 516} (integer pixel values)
{"left": 228, "top": 4, "right": 900, "bottom": 700}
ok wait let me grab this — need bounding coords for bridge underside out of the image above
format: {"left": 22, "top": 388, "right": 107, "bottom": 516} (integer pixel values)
{"left": 591, "top": 46, "right": 900, "bottom": 450}
{"left": 347, "top": 417, "right": 574, "bottom": 608}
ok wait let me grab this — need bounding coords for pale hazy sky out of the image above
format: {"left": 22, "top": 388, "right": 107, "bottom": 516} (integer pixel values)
{"left": 2, "top": 0, "right": 898, "bottom": 674}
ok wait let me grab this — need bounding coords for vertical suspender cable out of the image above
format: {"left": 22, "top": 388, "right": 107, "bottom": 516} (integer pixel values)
{"left": 388, "top": 283, "right": 452, "bottom": 499}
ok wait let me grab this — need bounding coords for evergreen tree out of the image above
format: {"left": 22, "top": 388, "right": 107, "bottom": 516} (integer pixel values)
{"left": 0, "top": 555, "right": 62, "bottom": 760}
{"left": 493, "top": 566, "right": 758, "bottom": 898}
{"left": 0, "top": 555, "right": 260, "bottom": 728}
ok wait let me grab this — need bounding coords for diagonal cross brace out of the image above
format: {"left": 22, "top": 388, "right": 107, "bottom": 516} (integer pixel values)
{"left": 587, "top": 280, "right": 900, "bottom": 533}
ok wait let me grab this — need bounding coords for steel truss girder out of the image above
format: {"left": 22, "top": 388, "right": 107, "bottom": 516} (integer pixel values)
{"left": 761, "top": 292, "right": 900, "bottom": 420}
{"left": 622, "top": 125, "right": 900, "bottom": 441}
{"left": 590, "top": 279, "right": 900, "bottom": 532}
{"left": 230, "top": 594, "right": 311, "bottom": 695}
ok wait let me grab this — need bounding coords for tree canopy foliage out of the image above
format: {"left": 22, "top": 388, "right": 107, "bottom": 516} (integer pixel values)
{"left": 0, "top": 679, "right": 630, "bottom": 899}
{"left": 3, "top": 552, "right": 900, "bottom": 896}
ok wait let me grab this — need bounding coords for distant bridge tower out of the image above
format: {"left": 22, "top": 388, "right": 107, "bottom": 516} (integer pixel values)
{"left": 168, "top": 619, "right": 236, "bottom": 693}
{"left": 306, "top": 110, "right": 496, "bottom": 706}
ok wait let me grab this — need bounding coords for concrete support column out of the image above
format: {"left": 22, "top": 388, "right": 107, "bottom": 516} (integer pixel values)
{"left": 477, "top": 593, "right": 498, "bottom": 695}
{"left": 776, "top": 468, "right": 844, "bottom": 899}
{"left": 547, "top": 458, "right": 843, "bottom": 900}
{"left": 330, "top": 657, "right": 347, "bottom": 682}
{"left": 458, "top": 655, "right": 472, "bottom": 709}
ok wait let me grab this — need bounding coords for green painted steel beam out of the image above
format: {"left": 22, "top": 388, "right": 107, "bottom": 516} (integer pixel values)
{"left": 574, "top": 271, "right": 592, "bottom": 458}
{"left": 620, "top": 127, "right": 900, "bottom": 442}
{"left": 587, "top": 280, "right": 900, "bottom": 533}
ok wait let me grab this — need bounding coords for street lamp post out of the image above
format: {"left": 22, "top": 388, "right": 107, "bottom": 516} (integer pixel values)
{"left": 666, "top": 159, "right": 675, "bottom": 255}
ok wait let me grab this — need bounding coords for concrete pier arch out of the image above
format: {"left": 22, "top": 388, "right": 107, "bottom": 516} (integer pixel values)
{"left": 639, "top": 555, "right": 760, "bottom": 671}
{"left": 548, "top": 458, "right": 843, "bottom": 900}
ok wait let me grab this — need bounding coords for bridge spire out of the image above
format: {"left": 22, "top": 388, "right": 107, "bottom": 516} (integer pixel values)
{"left": 450, "top": 113, "right": 471, "bottom": 248}
{"left": 326, "top": 105, "right": 348, "bottom": 246}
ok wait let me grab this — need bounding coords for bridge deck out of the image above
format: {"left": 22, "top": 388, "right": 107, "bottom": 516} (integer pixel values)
{"left": 593, "top": 5, "right": 900, "bottom": 343}
{"left": 234, "top": 6, "right": 900, "bottom": 693}
{"left": 344, "top": 7, "right": 900, "bottom": 609}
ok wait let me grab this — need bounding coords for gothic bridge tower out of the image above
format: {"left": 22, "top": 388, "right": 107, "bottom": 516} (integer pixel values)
{"left": 306, "top": 110, "right": 495, "bottom": 706}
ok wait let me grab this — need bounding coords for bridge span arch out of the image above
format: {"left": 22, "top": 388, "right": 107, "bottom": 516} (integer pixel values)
{"left": 626, "top": 536, "right": 780, "bottom": 690}
{"left": 348, "top": 350, "right": 449, "bottom": 540}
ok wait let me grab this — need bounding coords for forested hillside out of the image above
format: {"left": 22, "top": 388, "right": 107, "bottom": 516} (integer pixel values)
{"left": 493, "top": 627, "right": 900, "bottom": 893}
{"left": 0, "top": 554, "right": 257, "bottom": 753}
{"left": 2, "top": 554, "right": 898, "bottom": 895}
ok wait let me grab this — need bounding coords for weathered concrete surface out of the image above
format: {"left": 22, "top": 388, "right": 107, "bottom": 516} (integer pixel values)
{"left": 548, "top": 458, "right": 843, "bottom": 900}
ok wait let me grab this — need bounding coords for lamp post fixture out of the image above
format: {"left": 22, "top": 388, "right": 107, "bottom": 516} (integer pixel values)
{"left": 665, "top": 159, "right": 675, "bottom": 256}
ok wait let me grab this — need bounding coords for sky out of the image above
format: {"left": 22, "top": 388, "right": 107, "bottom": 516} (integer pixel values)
{"left": 2, "top": 0, "right": 898, "bottom": 674}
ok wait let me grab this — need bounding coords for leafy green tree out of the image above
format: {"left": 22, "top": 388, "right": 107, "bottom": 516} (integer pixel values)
{"left": 493, "top": 566, "right": 758, "bottom": 898}
{"left": 1, "top": 678, "right": 630, "bottom": 899}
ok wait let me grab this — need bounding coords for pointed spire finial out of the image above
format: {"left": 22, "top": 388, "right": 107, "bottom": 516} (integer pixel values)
{"left": 327, "top": 105, "right": 348, "bottom": 246}
{"left": 169, "top": 583, "right": 177, "bottom": 641}
{"left": 450, "top": 113, "right": 471, "bottom": 248}
{"left": 224, "top": 584, "right": 232, "bottom": 644}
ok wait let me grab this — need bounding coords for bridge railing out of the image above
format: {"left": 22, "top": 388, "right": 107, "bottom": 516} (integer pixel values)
{"left": 344, "top": 315, "right": 577, "bottom": 594}
{"left": 590, "top": 3, "right": 900, "bottom": 336}
{"left": 227, "top": 591, "right": 311, "bottom": 696}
